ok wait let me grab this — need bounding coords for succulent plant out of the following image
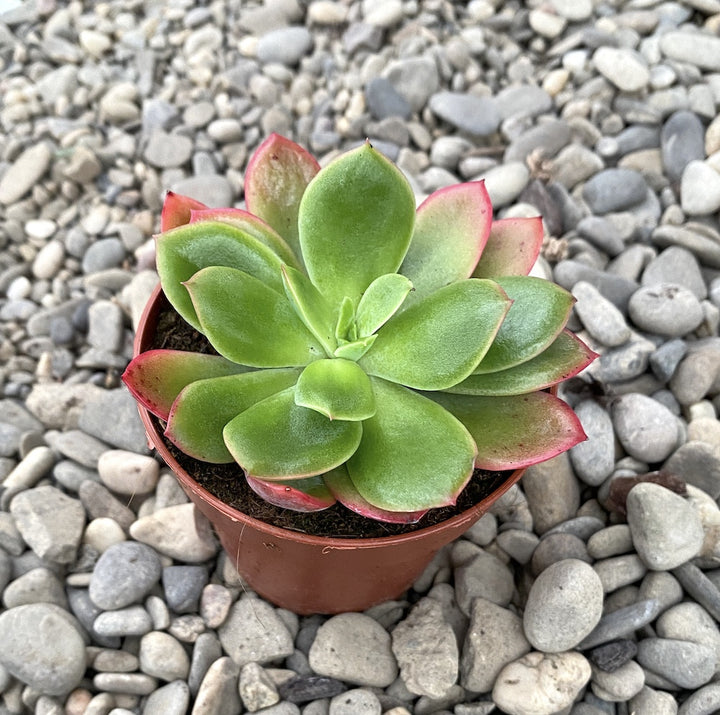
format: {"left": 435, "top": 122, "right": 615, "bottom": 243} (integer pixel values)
{"left": 123, "top": 134, "right": 595, "bottom": 524}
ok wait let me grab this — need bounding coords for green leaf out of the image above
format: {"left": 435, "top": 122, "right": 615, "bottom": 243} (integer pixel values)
{"left": 185, "top": 266, "right": 324, "bottom": 367}
{"left": 359, "top": 279, "right": 511, "bottom": 390}
{"left": 295, "top": 359, "right": 375, "bottom": 421}
{"left": 333, "top": 335, "right": 376, "bottom": 361}
{"left": 355, "top": 273, "right": 413, "bottom": 337}
{"left": 244, "top": 133, "right": 320, "bottom": 259}
{"left": 156, "top": 220, "right": 287, "bottom": 330}
{"left": 323, "top": 466, "right": 427, "bottom": 524}
{"left": 299, "top": 141, "right": 416, "bottom": 307}
{"left": 401, "top": 182, "right": 492, "bottom": 304}
{"left": 430, "top": 391, "right": 587, "bottom": 471}
{"left": 246, "top": 474, "right": 336, "bottom": 512}
{"left": 445, "top": 330, "right": 598, "bottom": 396}
{"left": 473, "top": 276, "right": 574, "bottom": 374}
{"left": 190, "top": 207, "right": 301, "bottom": 268}
{"left": 335, "top": 297, "right": 356, "bottom": 342}
{"left": 346, "top": 378, "right": 477, "bottom": 512}
{"left": 224, "top": 387, "right": 362, "bottom": 479}
{"left": 473, "top": 216, "right": 544, "bottom": 278}
{"left": 165, "top": 369, "right": 301, "bottom": 463}
{"left": 281, "top": 265, "right": 337, "bottom": 356}
{"left": 122, "top": 350, "right": 251, "bottom": 421}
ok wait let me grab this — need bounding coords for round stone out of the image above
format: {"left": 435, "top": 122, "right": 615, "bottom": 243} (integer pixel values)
{"left": 612, "top": 393, "right": 679, "bottom": 463}
{"left": 88, "top": 541, "right": 162, "bottom": 610}
{"left": 626, "top": 482, "right": 704, "bottom": 570}
{"left": 97, "top": 450, "right": 160, "bottom": 495}
{"left": 139, "top": 631, "right": 190, "bottom": 681}
{"left": 308, "top": 613, "right": 398, "bottom": 687}
{"left": 524, "top": 559, "right": 604, "bottom": 652}
{"left": 0, "top": 604, "right": 86, "bottom": 696}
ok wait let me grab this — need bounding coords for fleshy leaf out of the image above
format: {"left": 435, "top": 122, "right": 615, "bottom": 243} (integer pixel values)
{"left": 185, "top": 266, "right": 324, "bottom": 367}
{"left": 430, "top": 391, "right": 587, "bottom": 470}
{"left": 346, "top": 378, "right": 477, "bottom": 512}
{"left": 244, "top": 133, "right": 320, "bottom": 258}
{"left": 359, "top": 279, "right": 511, "bottom": 390}
{"left": 472, "top": 276, "right": 574, "bottom": 374}
{"left": 335, "top": 297, "right": 356, "bottom": 342}
{"left": 246, "top": 474, "right": 336, "bottom": 512}
{"left": 473, "top": 216, "right": 544, "bottom": 278}
{"left": 295, "top": 359, "right": 375, "bottom": 421}
{"left": 156, "top": 220, "right": 288, "bottom": 330}
{"left": 121, "top": 350, "right": 250, "bottom": 421}
{"left": 355, "top": 273, "right": 413, "bottom": 337}
{"left": 190, "top": 207, "right": 300, "bottom": 268}
{"left": 161, "top": 192, "right": 207, "bottom": 231}
{"left": 445, "top": 330, "right": 598, "bottom": 396}
{"left": 299, "top": 141, "right": 416, "bottom": 307}
{"left": 281, "top": 265, "right": 337, "bottom": 355}
{"left": 165, "top": 369, "right": 301, "bottom": 462}
{"left": 333, "top": 335, "right": 377, "bottom": 361}
{"left": 323, "top": 466, "right": 427, "bottom": 524}
{"left": 224, "top": 387, "right": 362, "bottom": 479}
{"left": 401, "top": 182, "right": 492, "bottom": 304}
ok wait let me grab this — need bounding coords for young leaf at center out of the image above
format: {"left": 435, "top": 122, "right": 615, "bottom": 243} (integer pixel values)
{"left": 295, "top": 359, "right": 375, "bottom": 421}
{"left": 355, "top": 273, "right": 413, "bottom": 337}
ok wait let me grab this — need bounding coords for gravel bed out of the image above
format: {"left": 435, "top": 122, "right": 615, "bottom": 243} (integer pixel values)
{"left": 2, "top": 0, "right": 720, "bottom": 713}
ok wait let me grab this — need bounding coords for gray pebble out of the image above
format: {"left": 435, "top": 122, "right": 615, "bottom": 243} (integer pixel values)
{"left": 578, "top": 599, "right": 663, "bottom": 650}
{"left": 678, "top": 682, "right": 720, "bottom": 715}
{"left": 663, "top": 441, "right": 720, "bottom": 498}
{"left": 192, "top": 657, "right": 241, "bottom": 714}
{"left": 657, "top": 602, "right": 720, "bottom": 671}
{"left": 139, "top": 630, "right": 190, "bottom": 681}
{"left": 594, "top": 555, "right": 647, "bottom": 593}
{"left": 89, "top": 541, "right": 162, "bottom": 610}
{"left": 521, "top": 453, "right": 580, "bottom": 533}
{"left": 612, "top": 393, "right": 679, "bottom": 463}
{"left": 590, "top": 658, "right": 645, "bottom": 701}
{"left": 672, "top": 563, "right": 720, "bottom": 623}
{"left": 329, "top": 688, "right": 381, "bottom": 715}
{"left": 454, "top": 551, "right": 515, "bottom": 614}
{"left": 627, "top": 482, "right": 704, "bottom": 570}
{"left": 524, "top": 559, "right": 604, "bottom": 652}
{"left": 9, "top": 485, "right": 85, "bottom": 564}
{"left": 93, "top": 605, "right": 153, "bottom": 637}
{"left": 81, "top": 238, "right": 126, "bottom": 274}
{"left": 239, "top": 662, "right": 279, "bottom": 711}
{"left": 531, "top": 533, "right": 591, "bottom": 576}
{"left": 257, "top": 27, "right": 313, "bottom": 66}
{"left": 587, "top": 525, "right": 634, "bottom": 560}
{"left": 142, "top": 680, "right": 190, "bottom": 715}
{"left": 631, "top": 686, "right": 679, "bottom": 715}
{"left": 570, "top": 399, "right": 615, "bottom": 486}
{"left": 188, "top": 631, "right": 223, "bottom": 696}
{"left": 0, "top": 603, "right": 86, "bottom": 696}
{"left": 219, "top": 597, "right": 295, "bottom": 668}
{"left": 650, "top": 339, "right": 687, "bottom": 382}
{"left": 670, "top": 346, "right": 720, "bottom": 405}
{"left": 162, "top": 565, "right": 208, "bottom": 614}
{"left": 2, "top": 566, "right": 67, "bottom": 609}
{"left": 365, "top": 77, "right": 411, "bottom": 120}
{"left": 637, "top": 638, "right": 715, "bottom": 689}
{"left": 582, "top": 169, "right": 648, "bottom": 214}
{"left": 308, "top": 612, "right": 397, "bottom": 687}
{"left": 660, "top": 110, "right": 705, "bottom": 183}
{"left": 629, "top": 283, "right": 704, "bottom": 337}
{"left": 643, "top": 246, "right": 707, "bottom": 300}
{"left": 429, "top": 92, "right": 500, "bottom": 137}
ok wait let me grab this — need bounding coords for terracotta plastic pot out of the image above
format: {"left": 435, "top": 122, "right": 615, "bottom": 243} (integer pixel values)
{"left": 134, "top": 285, "right": 527, "bottom": 614}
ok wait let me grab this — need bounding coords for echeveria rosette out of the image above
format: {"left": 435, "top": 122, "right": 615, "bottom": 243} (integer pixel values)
{"left": 123, "top": 133, "right": 596, "bottom": 525}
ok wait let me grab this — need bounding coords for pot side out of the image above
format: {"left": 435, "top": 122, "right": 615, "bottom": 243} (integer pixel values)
{"left": 134, "top": 285, "right": 527, "bottom": 614}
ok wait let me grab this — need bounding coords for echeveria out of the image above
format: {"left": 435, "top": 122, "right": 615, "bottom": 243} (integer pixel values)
{"left": 123, "top": 134, "right": 595, "bottom": 524}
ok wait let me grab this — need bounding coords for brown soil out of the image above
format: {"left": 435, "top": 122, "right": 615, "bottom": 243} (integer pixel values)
{"left": 148, "top": 298, "right": 513, "bottom": 539}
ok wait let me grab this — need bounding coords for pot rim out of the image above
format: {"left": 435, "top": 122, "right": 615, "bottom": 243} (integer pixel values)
{"left": 135, "top": 282, "right": 527, "bottom": 549}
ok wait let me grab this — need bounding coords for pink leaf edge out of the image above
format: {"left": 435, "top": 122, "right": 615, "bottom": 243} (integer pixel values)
{"left": 161, "top": 191, "right": 208, "bottom": 232}
{"left": 474, "top": 216, "right": 544, "bottom": 278}
{"left": 246, "top": 474, "right": 336, "bottom": 512}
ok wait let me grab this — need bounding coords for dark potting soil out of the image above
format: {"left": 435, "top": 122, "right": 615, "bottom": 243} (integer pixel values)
{"left": 149, "top": 298, "right": 513, "bottom": 539}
